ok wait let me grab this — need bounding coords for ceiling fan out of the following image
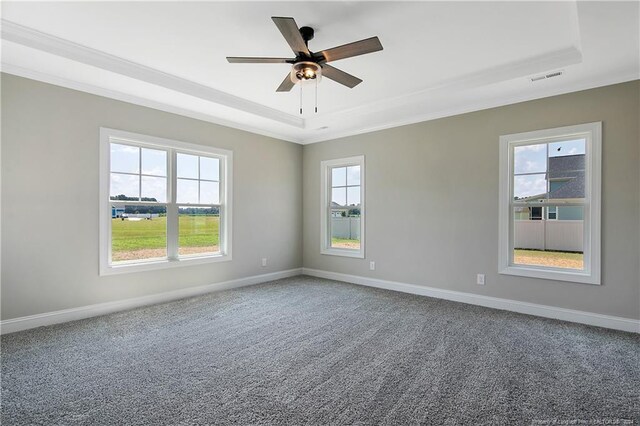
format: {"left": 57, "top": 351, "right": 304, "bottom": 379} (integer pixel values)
{"left": 227, "top": 17, "right": 383, "bottom": 92}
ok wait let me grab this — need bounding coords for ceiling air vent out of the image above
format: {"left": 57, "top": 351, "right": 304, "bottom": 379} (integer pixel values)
{"left": 530, "top": 71, "right": 564, "bottom": 82}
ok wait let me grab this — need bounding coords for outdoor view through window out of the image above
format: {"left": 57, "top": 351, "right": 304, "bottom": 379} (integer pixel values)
{"left": 330, "top": 165, "right": 361, "bottom": 250}
{"left": 176, "top": 153, "right": 221, "bottom": 257}
{"left": 110, "top": 143, "right": 221, "bottom": 263}
{"left": 512, "top": 138, "right": 586, "bottom": 270}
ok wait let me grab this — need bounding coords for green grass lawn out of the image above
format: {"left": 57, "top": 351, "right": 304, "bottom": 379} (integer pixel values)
{"left": 112, "top": 216, "right": 219, "bottom": 253}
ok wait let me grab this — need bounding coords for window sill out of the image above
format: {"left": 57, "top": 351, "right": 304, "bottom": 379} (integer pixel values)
{"left": 100, "top": 253, "right": 231, "bottom": 276}
{"left": 321, "top": 248, "right": 365, "bottom": 259}
{"left": 499, "top": 265, "right": 600, "bottom": 285}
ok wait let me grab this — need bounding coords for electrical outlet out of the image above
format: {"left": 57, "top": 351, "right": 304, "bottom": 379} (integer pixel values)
{"left": 477, "top": 274, "right": 485, "bottom": 285}
{"left": 261, "top": 258, "right": 267, "bottom": 267}
{"left": 369, "top": 261, "right": 376, "bottom": 271}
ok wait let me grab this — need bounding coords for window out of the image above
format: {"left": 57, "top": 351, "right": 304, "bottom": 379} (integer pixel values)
{"left": 498, "top": 122, "right": 601, "bottom": 284}
{"left": 100, "top": 128, "right": 232, "bottom": 275}
{"left": 320, "top": 156, "right": 365, "bottom": 258}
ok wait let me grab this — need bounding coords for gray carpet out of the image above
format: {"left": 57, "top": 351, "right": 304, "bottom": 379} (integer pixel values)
{"left": 2, "top": 276, "right": 638, "bottom": 425}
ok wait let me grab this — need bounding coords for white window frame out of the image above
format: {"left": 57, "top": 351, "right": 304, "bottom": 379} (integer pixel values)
{"left": 99, "top": 128, "right": 233, "bottom": 275}
{"left": 320, "top": 156, "right": 365, "bottom": 258}
{"left": 498, "top": 122, "right": 601, "bottom": 285}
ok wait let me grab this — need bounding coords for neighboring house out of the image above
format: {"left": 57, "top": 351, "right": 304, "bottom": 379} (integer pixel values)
{"left": 111, "top": 206, "right": 125, "bottom": 218}
{"left": 330, "top": 202, "right": 350, "bottom": 217}
{"left": 516, "top": 154, "right": 584, "bottom": 221}
{"left": 330, "top": 201, "right": 361, "bottom": 217}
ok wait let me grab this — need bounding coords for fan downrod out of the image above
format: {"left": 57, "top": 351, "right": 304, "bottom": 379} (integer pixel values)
{"left": 299, "top": 26, "right": 314, "bottom": 45}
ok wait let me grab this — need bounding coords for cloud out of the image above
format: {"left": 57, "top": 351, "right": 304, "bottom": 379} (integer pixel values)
{"left": 514, "top": 144, "right": 547, "bottom": 174}
{"left": 514, "top": 175, "right": 547, "bottom": 198}
{"left": 518, "top": 144, "right": 545, "bottom": 152}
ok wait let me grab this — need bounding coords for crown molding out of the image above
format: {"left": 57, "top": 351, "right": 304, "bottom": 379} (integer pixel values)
{"left": 305, "top": 45, "right": 583, "bottom": 132}
{"left": 301, "top": 69, "right": 639, "bottom": 145}
{"left": 0, "top": 63, "right": 303, "bottom": 144}
{"left": 0, "top": 19, "right": 304, "bottom": 129}
{"left": 2, "top": 17, "right": 637, "bottom": 146}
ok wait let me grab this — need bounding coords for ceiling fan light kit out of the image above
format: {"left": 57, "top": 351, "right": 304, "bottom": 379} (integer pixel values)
{"left": 227, "top": 16, "right": 383, "bottom": 114}
{"left": 291, "top": 61, "right": 321, "bottom": 83}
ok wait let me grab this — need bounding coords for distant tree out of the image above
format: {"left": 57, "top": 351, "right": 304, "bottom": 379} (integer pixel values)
{"left": 348, "top": 208, "right": 361, "bottom": 216}
{"left": 109, "top": 195, "right": 220, "bottom": 216}
{"left": 178, "top": 206, "right": 220, "bottom": 215}
{"left": 110, "top": 194, "right": 165, "bottom": 214}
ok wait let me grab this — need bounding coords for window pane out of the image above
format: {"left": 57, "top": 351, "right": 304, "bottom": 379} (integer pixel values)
{"left": 141, "top": 176, "right": 167, "bottom": 203}
{"left": 514, "top": 174, "right": 547, "bottom": 200}
{"left": 110, "top": 143, "right": 139, "bottom": 174}
{"left": 332, "top": 187, "right": 346, "bottom": 206}
{"left": 179, "top": 207, "right": 220, "bottom": 256}
{"left": 177, "top": 153, "right": 198, "bottom": 179}
{"left": 200, "top": 157, "right": 220, "bottom": 181}
{"left": 347, "top": 165, "right": 361, "bottom": 186}
{"left": 549, "top": 139, "right": 586, "bottom": 158}
{"left": 347, "top": 186, "right": 360, "bottom": 206}
{"left": 513, "top": 206, "right": 584, "bottom": 270}
{"left": 111, "top": 204, "right": 167, "bottom": 263}
{"left": 200, "top": 181, "right": 219, "bottom": 204}
{"left": 514, "top": 144, "right": 546, "bottom": 174}
{"left": 141, "top": 148, "right": 166, "bottom": 176}
{"left": 331, "top": 167, "right": 346, "bottom": 187}
{"left": 110, "top": 173, "right": 139, "bottom": 200}
{"left": 177, "top": 179, "right": 199, "bottom": 203}
{"left": 330, "top": 208, "right": 361, "bottom": 250}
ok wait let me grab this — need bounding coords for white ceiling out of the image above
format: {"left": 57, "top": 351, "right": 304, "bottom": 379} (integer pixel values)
{"left": 1, "top": 1, "right": 638, "bottom": 144}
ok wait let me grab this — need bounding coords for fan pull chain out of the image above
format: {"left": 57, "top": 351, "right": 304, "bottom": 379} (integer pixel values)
{"left": 299, "top": 85, "right": 303, "bottom": 115}
{"left": 315, "top": 78, "right": 318, "bottom": 113}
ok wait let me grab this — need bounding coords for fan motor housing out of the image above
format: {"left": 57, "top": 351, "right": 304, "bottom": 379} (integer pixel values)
{"left": 299, "top": 26, "right": 315, "bottom": 43}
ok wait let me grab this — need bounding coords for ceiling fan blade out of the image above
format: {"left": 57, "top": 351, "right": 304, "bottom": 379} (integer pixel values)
{"left": 272, "top": 17, "right": 310, "bottom": 56}
{"left": 276, "top": 74, "right": 296, "bottom": 92}
{"left": 321, "top": 64, "right": 362, "bottom": 88}
{"left": 315, "top": 36, "right": 383, "bottom": 63}
{"left": 227, "top": 57, "right": 293, "bottom": 64}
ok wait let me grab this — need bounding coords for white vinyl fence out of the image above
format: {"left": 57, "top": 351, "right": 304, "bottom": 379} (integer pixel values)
{"left": 331, "top": 217, "right": 361, "bottom": 240}
{"left": 514, "top": 220, "right": 583, "bottom": 252}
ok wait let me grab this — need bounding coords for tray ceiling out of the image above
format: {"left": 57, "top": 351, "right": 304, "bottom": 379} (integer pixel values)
{"left": 1, "top": 1, "right": 638, "bottom": 144}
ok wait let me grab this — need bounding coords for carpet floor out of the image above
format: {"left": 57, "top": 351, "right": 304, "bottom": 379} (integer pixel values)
{"left": 2, "top": 276, "right": 639, "bottom": 425}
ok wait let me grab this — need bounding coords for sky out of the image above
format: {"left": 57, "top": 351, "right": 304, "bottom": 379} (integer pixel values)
{"left": 331, "top": 165, "right": 361, "bottom": 206}
{"left": 111, "top": 139, "right": 582, "bottom": 205}
{"left": 513, "top": 138, "right": 585, "bottom": 199}
{"left": 110, "top": 143, "right": 220, "bottom": 204}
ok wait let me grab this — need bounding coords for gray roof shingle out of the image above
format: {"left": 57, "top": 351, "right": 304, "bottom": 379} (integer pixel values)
{"left": 548, "top": 154, "right": 585, "bottom": 199}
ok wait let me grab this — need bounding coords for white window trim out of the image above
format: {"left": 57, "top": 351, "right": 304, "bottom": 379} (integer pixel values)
{"left": 99, "top": 128, "right": 233, "bottom": 276}
{"left": 498, "top": 122, "right": 601, "bottom": 285}
{"left": 320, "top": 156, "right": 365, "bottom": 259}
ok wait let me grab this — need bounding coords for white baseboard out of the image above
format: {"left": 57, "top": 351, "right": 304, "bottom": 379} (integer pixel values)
{"left": 1, "top": 268, "right": 302, "bottom": 335}
{"left": 4, "top": 267, "right": 637, "bottom": 335}
{"left": 302, "top": 268, "right": 640, "bottom": 333}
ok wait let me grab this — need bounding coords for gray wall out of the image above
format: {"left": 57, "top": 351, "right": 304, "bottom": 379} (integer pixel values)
{"left": 303, "top": 80, "right": 640, "bottom": 320}
{"left": 1, "top": 74, "right": 303, "bottom": 320}
{"left": 2, "top": 74, "right": 638, "bottom": 322}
